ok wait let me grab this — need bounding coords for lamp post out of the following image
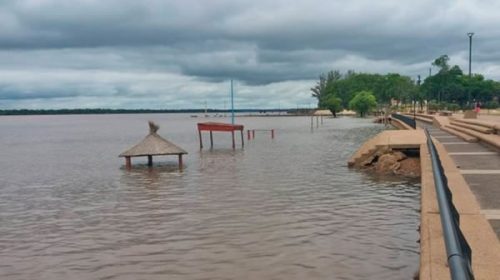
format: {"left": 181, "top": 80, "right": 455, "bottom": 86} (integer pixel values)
{"left": 467, "top": 32, "right": 474, "bottom": 77}
{"left": 415, "top": 75, "right": 421, "bottom": 121}
{"left": 467, "top": 32, "right": 474, "bottom": 107}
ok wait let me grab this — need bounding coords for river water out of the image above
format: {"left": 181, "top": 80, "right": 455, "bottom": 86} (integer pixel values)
{"left": 0, "top": 114, "right": 420, "bottom": 280}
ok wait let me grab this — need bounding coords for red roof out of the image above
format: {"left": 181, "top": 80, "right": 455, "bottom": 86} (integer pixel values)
{"left": 197, "top": 122, "right": 244, "bottom": 131}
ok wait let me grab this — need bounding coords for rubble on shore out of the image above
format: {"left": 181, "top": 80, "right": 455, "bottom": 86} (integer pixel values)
{"left": 358, "top": 149, "right": 420, "bottom": 178}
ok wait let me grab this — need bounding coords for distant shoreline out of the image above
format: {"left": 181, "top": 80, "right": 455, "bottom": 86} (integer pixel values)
{"left": 0, "top": 108, "right": 314, "bottom": 116}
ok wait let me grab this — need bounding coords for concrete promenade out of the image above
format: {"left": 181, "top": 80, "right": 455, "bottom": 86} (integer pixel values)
{"left": 421, "top": 113, "right": 500, "bottom": 235}
{"left": 350, "top": 114, "right": 500, "bottom": 279}
{"left": 418, "top": 125, "right": 500, "bottom": 279}
{"left": 420, "top": 123, "right": 500, "bottom": 236}
{"left": 417, "top": 113, "right": 500, "bottom": 279}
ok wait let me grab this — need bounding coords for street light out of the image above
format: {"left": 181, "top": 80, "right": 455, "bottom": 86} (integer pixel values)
{"left": 467, "top": 32, "right": 474, "bottom": 106}
{"left": 467, "top": 32, "right": 474, "bottom": 77}
{"left": 414, "top": 75, "right": 421, "bottom": 121}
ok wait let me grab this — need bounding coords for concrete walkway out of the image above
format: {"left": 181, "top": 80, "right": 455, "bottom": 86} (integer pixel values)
{"left": 418, "top": 122, "right": 500, "bottom": 239}
{"left": 349, "top": 121, "right": 499, "bottom": 278}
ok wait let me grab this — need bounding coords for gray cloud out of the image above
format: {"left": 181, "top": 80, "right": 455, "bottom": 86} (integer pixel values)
{"left": 1, "top": 0, "right": 500, "bottom": 108}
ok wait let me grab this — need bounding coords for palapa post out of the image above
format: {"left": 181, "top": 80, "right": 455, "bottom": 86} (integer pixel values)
{"left": 178, "top": 154, "right": 183, "bottom": 171}
{"left": 119, "top": 121, "right": 188, "bottom": 170}
{"left": 125, "top": 156, "right": 131, "bottom": 169}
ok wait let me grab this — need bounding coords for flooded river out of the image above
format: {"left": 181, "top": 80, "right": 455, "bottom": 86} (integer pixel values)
{"left": 0, "top": 114, "right": 420, "bottom": 279}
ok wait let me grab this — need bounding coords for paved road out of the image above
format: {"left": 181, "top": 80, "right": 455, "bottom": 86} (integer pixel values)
{"left": 418, "top": 122, "right": 500, "bottom": 239}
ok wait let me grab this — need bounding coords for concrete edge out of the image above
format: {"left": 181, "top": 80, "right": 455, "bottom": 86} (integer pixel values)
{"left": 419, "top": 143, "right": 450, "bottom": 280}
{"left": 451, "top": 117, "right": 500, "bottom": 131}
{"left": 441, "top": 125, "right": 478, "bottom": 143}
{"left": 390, "top": 117, "right": 414, "bottom": 130}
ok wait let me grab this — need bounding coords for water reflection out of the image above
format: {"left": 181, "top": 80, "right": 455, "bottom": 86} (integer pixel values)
{"left": 120, "top": 164, "right": 184, "bottom": 188}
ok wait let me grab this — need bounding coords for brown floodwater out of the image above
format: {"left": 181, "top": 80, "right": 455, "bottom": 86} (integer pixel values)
{"left": 0, "top": 114, "right": 420, "bottom": 280}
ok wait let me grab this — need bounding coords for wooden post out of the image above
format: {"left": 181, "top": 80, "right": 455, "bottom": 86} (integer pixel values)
{"left": 210, "top": 130, "right": 213, "bottom": 148}
{"left": 316, "top": 116, "right": 319, "bottom": 128}
{"left": 247, "top": 130, "right": 251, "bottom": 140}
{"left": 125, "top": 156, "right": 131, "bottom": 169}
{"left": 147, "top": 155, "right": 153, "bottom": 167}
{"left": 178, "top": 154, "right": 183, "bottom": 171}
{"left": 198, "top": 129, "right": 203, "bottom": 149}
{"left": 310, "top": 115, "right": 313, "bottom": 129}
{"left": 240, "top": 130, "right": 244, "bottom": 147}
{"left": 231, "top": 131, "right": 235, "bottom": 149}
{"left": 252, "top": 129, "right": 255, "bottom": 139}
{"left": 271, "top": 129, "right": 275, "bottom": 139}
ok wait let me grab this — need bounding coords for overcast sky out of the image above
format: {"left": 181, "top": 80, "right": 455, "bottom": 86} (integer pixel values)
{"left": 1, "top": 0, "right": 499, "bottom": 109}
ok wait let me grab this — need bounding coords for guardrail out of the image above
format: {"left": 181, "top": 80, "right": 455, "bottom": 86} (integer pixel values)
{"left": 425, "top": 128, "right": 475, "bottom": 280}
{"left": 391, "top": 113, "right": 416, "bottom": 129}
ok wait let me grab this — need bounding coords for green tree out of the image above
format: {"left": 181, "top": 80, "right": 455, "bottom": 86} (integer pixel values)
{"left": 422, "top": 55, "right": 500, "bottom": 109}
{"left": 312, "top": 70, "right": 416, "bottom": 110}
{"left": 323, "top": 95, "right": 342, "bottom": 117}
{"left": 349, "top": 90, "right": 377, "bottom": 117}
{"left": 484, "top": 100, "right": 499, "bottom": 109}
{"left": 312, "top": 55, "right": 500, "bottom": 115}
{"left": 311, "top": 70, "right": 342, "bottom": 107}
{"left": 382, "top": 73, "right": 417, "bottom": 106}
{"left": 423, "top": 56, "right": 466, "bottom": 106}
{"left": 311, "top": 74, "right": 327, "bottom": 105}
{"left": 432, "top": 55, "right": 450, "bottom": 72}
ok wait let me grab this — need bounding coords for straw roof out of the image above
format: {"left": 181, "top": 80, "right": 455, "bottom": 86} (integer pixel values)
{"left": 338, "top": 109, "right": 356, "bottom": 116}
{"left": 119, "top": 121, "right": 187, "bottom": 157}
{"left": 313, "top": 109, "right": 333, "bottom": 116}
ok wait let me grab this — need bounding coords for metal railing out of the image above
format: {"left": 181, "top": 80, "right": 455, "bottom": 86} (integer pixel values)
{"left": 425, "top": 128, "right": 474, "bottom": 280}
{"left": 391, "top": 113, "right": 416, "bottom": 129}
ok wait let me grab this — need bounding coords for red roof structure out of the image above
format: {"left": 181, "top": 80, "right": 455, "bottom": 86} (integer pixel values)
{"left": 197, "top": 122, "right": 244, "bottom": 149}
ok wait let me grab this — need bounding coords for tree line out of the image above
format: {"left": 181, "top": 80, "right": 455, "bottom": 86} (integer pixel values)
{"left": 312, "top": 55, "right": 500, "bottom": 116}
{"left": 0, "top": 108, "right": 289, "bottom": 116}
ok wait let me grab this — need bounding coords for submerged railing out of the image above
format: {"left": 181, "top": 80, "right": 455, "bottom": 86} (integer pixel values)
{"left": 391, "top": 113, "right": 416, "bottom": 129}
{"left": 425, "top": 128, "right": 474, "bottom": 280}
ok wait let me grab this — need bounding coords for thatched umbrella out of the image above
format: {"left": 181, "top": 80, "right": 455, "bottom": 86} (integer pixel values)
{"left": 313, "top": 109, "right": 333, "bottom": 116}
{"left": 119, "top": 121, "right": 187, "bottom": 169}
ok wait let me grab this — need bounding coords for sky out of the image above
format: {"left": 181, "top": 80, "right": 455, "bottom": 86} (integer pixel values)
{"left": 1, "top": 0, "right": 500, "bottom": 109}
